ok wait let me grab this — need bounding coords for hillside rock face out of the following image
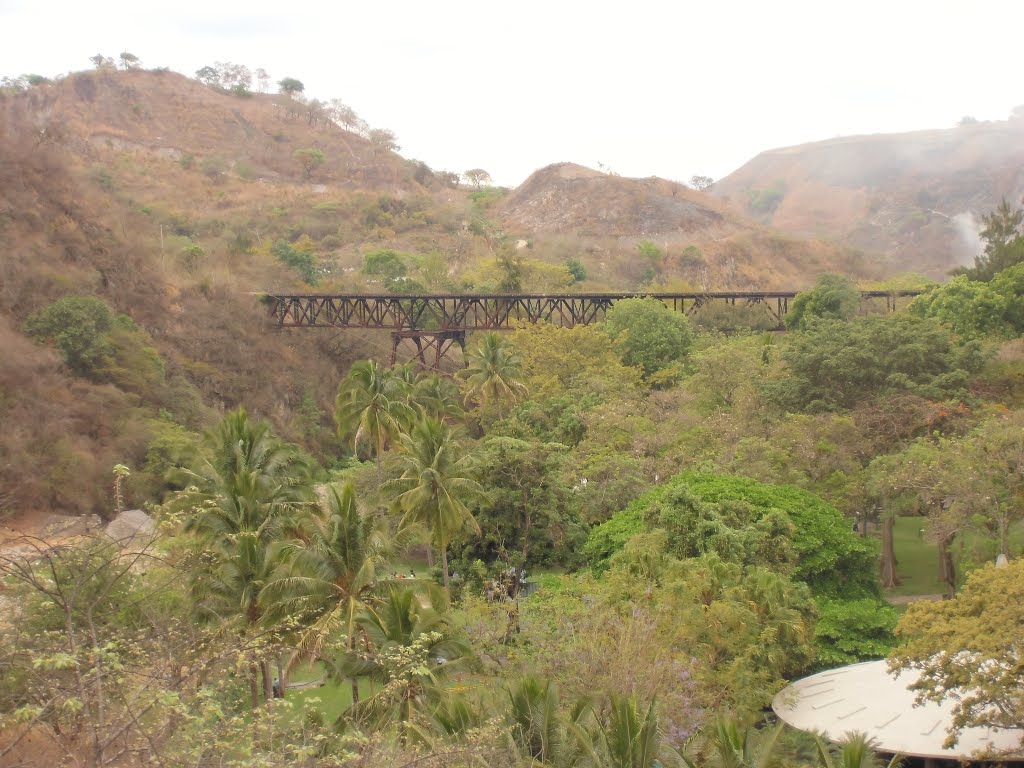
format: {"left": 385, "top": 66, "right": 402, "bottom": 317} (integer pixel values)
{"left": 500, "top": 163, "right": 729, "bottom": 237}
{"left": 714, "top": 119, "right": 1024, "bottom": 277}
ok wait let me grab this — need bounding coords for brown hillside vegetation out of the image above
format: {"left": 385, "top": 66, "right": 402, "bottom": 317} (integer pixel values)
{"left": 0, "top": 67, "right": 890, "bottom": 520}
{"left": 498, "top": 162, "right": 887, "bottom": 289}
{"left": 19, "top": 68, "right": 415, "bottom": 189}
{"left": 714, "top": 118, "right": 1024, "bottom": 277}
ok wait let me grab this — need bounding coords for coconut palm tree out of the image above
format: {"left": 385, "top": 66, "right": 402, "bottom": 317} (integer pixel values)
{"left": 335, "top": 359, "right": 414, "bottom": 473}
{"left": 388, "top": 418, "right": 485, "bottom": 596}
{"left": 459, "top": 332, "right": 528, "bottom": 419}
{"left": 335, "top": 587, "right": 470, "bottom": 740}
{"left": 412, "top": 372, "right": 464, "bottom": 422}
{"left": 177, "top": 408, "right": 311, "bottom": 707}
{"left": 261, "top": 481, "right": 416, "bottom": 705}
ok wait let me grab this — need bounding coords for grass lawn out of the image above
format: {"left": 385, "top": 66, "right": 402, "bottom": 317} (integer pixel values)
{"left": 286, "top": 678, "right": 377, "bottom": 724}
{"left": 284, "top": 672, "right": 489, "bottom": 725}
{"left": 882, "top": 517, "right": 946, "bottom": 597}
{"left": 878, "top": 516, "right": 1024, "bottom": 597}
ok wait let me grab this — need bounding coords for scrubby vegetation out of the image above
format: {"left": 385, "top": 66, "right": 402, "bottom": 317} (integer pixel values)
{"left": 1, "top": 62, "right": 1023, "bottom": 767}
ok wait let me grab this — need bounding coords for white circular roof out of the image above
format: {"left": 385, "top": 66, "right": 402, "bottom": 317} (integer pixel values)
{"left": 772, "top": 660, "right": 1023, "bottom": 760}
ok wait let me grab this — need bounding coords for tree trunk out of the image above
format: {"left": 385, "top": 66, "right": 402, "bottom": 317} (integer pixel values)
{"left": 938, "top": 534, "right": 956, "bottom": 597}
{"left": 521, "top": 487, "right": 531, "bottom": 561}
{"left": 879, "top": 515, "right": 898, "bottom": 588}
{"left": 276, "top": 655, "right": 287, "bottom": 699}
{"left": 349, "top": 630, "right": 360, "bottom": 708}
{"left": 425, "top": 546, "right": 434, "bottom": 569}
{"left": 441, "top": 544, "right": 450, "bottom": 597}
{"left": 249, "top": 663, "right": 261, "bottom": 709}
{"left": 261, "top": 659, "right": 274, "bottom": 704}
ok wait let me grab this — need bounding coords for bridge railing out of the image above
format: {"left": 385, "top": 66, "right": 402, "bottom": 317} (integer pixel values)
{"left": 265, "top": 290, "right": 924, "bottom": 331}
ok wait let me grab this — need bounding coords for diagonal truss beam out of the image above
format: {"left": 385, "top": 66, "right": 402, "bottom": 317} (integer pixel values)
{"left": 266, "top": 290, "right": 923, "bottom": 333}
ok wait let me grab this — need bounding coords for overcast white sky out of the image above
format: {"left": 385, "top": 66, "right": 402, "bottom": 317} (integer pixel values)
{"left": 3, "top": 0, "right": 1023, "bottom": 186}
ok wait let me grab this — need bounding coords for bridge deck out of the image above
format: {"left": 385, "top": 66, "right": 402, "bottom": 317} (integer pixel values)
{"left": 265, "top": 290, "right": 923, "bottom": 331}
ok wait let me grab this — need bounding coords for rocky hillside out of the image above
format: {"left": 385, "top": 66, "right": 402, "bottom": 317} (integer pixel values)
{"left": 497, "top": 163, "right": 887, "bottom": 289}
{"left": 500, "top": 163, "right": 731, "bottom": 237}
{"left": 713, "top": 118, "right": 1024, "bottom": 277}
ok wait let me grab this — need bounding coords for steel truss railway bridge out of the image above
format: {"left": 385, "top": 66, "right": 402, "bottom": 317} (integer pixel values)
{"left": 266, "top": 290, "right": 924, "bottom": 368}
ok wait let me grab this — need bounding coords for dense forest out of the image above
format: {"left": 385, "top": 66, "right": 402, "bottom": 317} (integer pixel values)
{"left": 2, "top": 62, "right": 1024, "bottom": 768}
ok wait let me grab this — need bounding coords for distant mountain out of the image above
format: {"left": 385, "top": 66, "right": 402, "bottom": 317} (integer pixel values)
{"left": 499, "top": 162, "right": 731, "bottom": 237}
{"left": 496, "top": 163, "right": 886, "bottom": 289}
{"left": 713, "top": 119, "right": 1024, "bottom": 277}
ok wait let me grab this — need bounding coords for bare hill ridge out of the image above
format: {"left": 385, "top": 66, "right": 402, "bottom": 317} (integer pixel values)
{"left": 714, "top": 119, "right": 1024, "bottom": 276}
{"left": 497, "top": 162, "right": 885, "bottom": 289}
{"left": 18, "top": 68, "right": 420, "bottom": 191}
{"left": 499, "top": 163, "right": 731, "bottom": 237}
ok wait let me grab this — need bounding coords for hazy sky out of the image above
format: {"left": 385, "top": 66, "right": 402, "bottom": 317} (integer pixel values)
{"left": 3, "top": 0, "right": 1023, "bottom": 186}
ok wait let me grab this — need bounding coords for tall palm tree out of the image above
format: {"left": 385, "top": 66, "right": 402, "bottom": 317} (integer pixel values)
{"left": 336, "top": 587, "right": 470, "bottom": 739}
{"left": 412, "top": 372, "right": 464, "bottom": 422}
{"left": 459, "top": 332, "right": 528, "bottom": 419}
{"left": 261, "top": 481, "right": 415, "bottom": 705}
{"left": 388, "top": 418, "right": 486, "bottom": 595}
{"left": 335, "top": 359, "right": 414, "bottom": 473}
{"left": 177, "top": 408, "right": 311, "bottom": 707}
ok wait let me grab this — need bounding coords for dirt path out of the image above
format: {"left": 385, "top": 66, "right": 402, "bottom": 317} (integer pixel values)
{"left": 885, "top": 593, "right": 945, "bottom": 605}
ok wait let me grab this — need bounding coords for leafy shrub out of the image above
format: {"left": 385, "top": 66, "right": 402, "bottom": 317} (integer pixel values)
{"left": 271, "top": 239, "right": 318, "bottom": 285}
{"left": 25, "top": 296, "right": 114, "bottom": 377}
{"left": 786, "top": 274, "right": 859, "bottom": 331}
{"left": 747, "top": 181, "right": 787, "bottom": 215}
{"left": 564, "top": 258, "right": 586, "bottom": 282}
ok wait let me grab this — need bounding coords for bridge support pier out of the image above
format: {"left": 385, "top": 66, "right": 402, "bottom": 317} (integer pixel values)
{"left": 390, "top": 329, "right": 467, "bottom": 370}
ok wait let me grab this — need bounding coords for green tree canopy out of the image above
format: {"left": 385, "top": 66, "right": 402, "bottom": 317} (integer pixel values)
{"left": 362, "top": 248, "right": 415, "bottom": 292}
{"left": 271, "top": 238, "right": 318, "bottom": 285}
{"left": 293, "top": 147, "right": 324, "bottom": 179}
{"left": 764, "top": 314, "right": 988, "bottom": 412}
{"left": 25, "top": 295, "right": 114, "bottom": 377}
{"left": 459, "top": 332, "right": 528, "bottom": 419}
{"left": 277, "top": 77, "right": 304, "bottom": 95}
{"left": 910, "top": 263, "right": 1024, "bottom": 339}
{"left": 889, "top": 559, "right": 1024, "bottom": 747}
{"left": 335, "top": 360, "right": 413, "bottom": 471}
{"left": 388, "top": 418, "right": 485, "bottom": 595}
{"left": 960, "top": 197, "right": 1024, "bottom": 281}
{"left": 459, "top": 436, "right": 582, "bottom": 568}
{"left": 785, "top": 273, "right": 860, "bottom": 331}
{"left": 585, "top": 471, "right": 879, "bottom": 599}
{"left": 602, "top": 297, "right": 694, "bottom": 382}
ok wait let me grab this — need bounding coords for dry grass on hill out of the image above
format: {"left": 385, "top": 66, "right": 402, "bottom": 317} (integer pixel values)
{"left": 0, "top": 67, "right": 901, "bottom": 520}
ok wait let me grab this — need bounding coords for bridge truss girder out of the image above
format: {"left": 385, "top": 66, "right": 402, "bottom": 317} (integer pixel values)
{"left": 266, "top": 290, "right": 921, "bottom": 367}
